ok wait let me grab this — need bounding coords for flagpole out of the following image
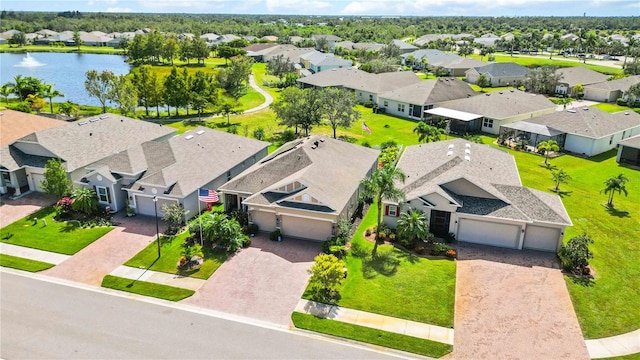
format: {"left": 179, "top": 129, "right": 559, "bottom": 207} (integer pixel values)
{"left": 198, "top": 197, "right": 203, "bottom": 246}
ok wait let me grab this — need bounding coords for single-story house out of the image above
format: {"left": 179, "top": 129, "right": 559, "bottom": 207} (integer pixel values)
{"left": 554, "top": 67, "right": 610, "bottom": 97}
{"left": 300, "top": 51, "right": 352, "bottom": 73}
{"left": 501, "top": 107, "right": 640, "bottom": 157}
{"left": 84, "top": 127, "right": 269, "bottom": 219}
{"left": 465, "top": 62, "right": 530, "bottom": 87}
{"left": 474, "top": 33, "right": 500, "bottom": 47}
{"left": 392, "top": 39, "right": 418, "bottom": 54}
{"left": 583, "top": 75, "right": 640, "bottom": 103}
{"left": 400, "top": 49, "right": 486, "bottom": 76}
{"left": 219, "top": 136, "right": 379, "bottom": 241}
{"left": 616, "top": 134, "right": 640, "bottom": 166}
{"left": 413, "top": 33, "right": 473, "bottom": 47}
{"left": 425, "top": 89, "right": 556, "bottom": 135}
{"left": 312, "top": 34, "right": 342, "bottom": 48}
{"left": 0, "top": 110, "right": 68, "bottom": 195}
{"left": 378, "top": 77, "right": 477, "bottom": 119}
{"left": 385, "top": 139, "right": 572, "bottom": 252}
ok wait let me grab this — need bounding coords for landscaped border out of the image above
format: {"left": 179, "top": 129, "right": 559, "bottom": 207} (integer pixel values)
{"left": 0, "top": 254, "right": 55, "bottom": 272}
{"left": 101, "top": 275, "right": 194, "bottom": 301}
{"left": 292, "top": 312, "right": 452, "bottom": 358}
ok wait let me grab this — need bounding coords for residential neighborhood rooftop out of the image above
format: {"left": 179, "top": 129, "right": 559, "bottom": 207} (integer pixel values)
{"left": 583, "top": 75, "right": 640, "bottom": 91}
{"left": 556, "top": 66, "right": 610, "bottom": 87}
{"left": 435, "top": 90, "right": 556, "bottom": 120}
{"left": 0, "top": 110, "right": 67, "bottom": 147}
{"left": 379, "top": 77, "right": 476, "bottom": 105}
{"left": 469, "top": 62, "right": 530, "bottom": 77}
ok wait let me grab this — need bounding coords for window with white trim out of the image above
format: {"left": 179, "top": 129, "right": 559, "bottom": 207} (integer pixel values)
{"left": 388, "top": 205, "right": 398, "bottom": 216}
{"left": 483, "top": 118, "right": 493, "bottom": 128}
{"left": 384, "top": 100, "right": 388, "bottom": 107}
{"left": 397, "top": 104, "right": 405, "bottom": 113}
{"left": 96, "top": 186, "right": 111, "bottom": 204}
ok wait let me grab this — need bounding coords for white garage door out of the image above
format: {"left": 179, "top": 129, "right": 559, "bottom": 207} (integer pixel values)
{"left": 250, "top": 210, "right": 277, "bottom": 232}
{"left": 281, "top": 216, "right": 332, "bottom": 241}
{"left": 523, "top": 225, "right": 561, "bottom": 252}
{"left": 457, "top": 218, "right": 520, "bottom": 249}
{"left": 31, "top": 173, "right": 45, "bottom": 192}
{"left": 135, "top": 196, "right": 176, "bottom": 217}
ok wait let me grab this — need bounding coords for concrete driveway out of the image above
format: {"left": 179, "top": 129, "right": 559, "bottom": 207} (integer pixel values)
{"left": 43, "top": 213, "right": 166, "bottom": 286}
{"left": 0, "top": 192, "right": 55, "bottom": 227}
{"left": 183, "top": 235, "right": 321, "bottom": 326}
{"left": 450, "top": 244, "right": 589, "bottom": 360}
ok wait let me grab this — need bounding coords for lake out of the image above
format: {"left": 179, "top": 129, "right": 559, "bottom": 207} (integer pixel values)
{"left": 0, "top": 52, "right": 131, "bottom": 107}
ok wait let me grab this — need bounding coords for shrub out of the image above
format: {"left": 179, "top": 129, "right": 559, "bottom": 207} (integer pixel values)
{"left": 247, "top": 223, "right": 259, "bottom": 235}
{"left": 444, "top": 232, "right": 456, "bottom": 244}
{"left": 430, "top": 242, "right": 450, "bottom": 256}
{"left": 253, "top": 127, "right": 265, "bottom": 140}
{"left": 307, "top": 254, "right": 346, "bottom": 304}
{"left": 384, "top": 124, "right": 390, "bottom": 128}
{"left": 445, "top": 249, "right": 457, "bottom": 259}
{"left": 279, "top": 129, "right": 296, "bottom": 143}
{"left": 363, "top": 100, "right": 374, "bottom": 108}
{"left": 329, "top": 245, "right": 347, "bottom": 259}
{"left": 365, "top": 228, "right": 372, "bottom": 237}
{"left": 270, "top": 229, "right": 281, "bottom": 241}
{"left": 415, "top": 245, "right": 427, "bottom": 255}
{"left": 162, "top": 202, "right": 185, "bottom": 235}
{"left": 558, "top": 233, "right": 594, "bottom": 275}
{"left": 242, "top": 237, "right": 252, "bottom": 248}
{"left": 362, "top": 141, "right": 371, "bottom": 148}
{"left": 399, "top": 237, "right": 416, "bottom": 250}
{"left": 388, "top": 233, "right": 396, "bottom": 242}
{"left": 55, "top": 196, "right": 73, "bottom": 217}
{"left": 616, "top": 98, "right": 627, "bottom": 106}
{"left": 378, "top": 231, "right": 386, "bottom": 241}
{"left": 350, "top": 241, "right": 368, "bottom": 258}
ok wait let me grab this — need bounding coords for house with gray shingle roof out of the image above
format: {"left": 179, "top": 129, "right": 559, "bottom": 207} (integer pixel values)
{"left": 583, "top": 75, "right": 640, "bottom": 103}
{"left": 391, "top": 39, "right": 418, "bottom": 54}
{"left": 401, "top": 49, "right": 486, "bottom": 76}
{"left": 219, "top": 136, "right": 379, "bottom": 241}
{"left": 501, "top": 107, "right": 640, "bottom": 157}
{"left": 617, "top": 134, "right": 640, "bottom": 166}
{"left": 300, "top": 51, "right": 352, "bottom": 73}
{"left": 465, "top": 62, "right": 530, "bottom": 87}
{"left": 554, "top": 67, "right": 610, "bottom": 97}
{"left": 386, "top": 139, "right": 572, "bottom": 252}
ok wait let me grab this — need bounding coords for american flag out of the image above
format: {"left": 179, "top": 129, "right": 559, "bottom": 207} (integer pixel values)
{"left": 362, "top": 121, "right": 371, "bottom": 134}
{"left": 198, "top": 188, "right": 219, "bottom": 203}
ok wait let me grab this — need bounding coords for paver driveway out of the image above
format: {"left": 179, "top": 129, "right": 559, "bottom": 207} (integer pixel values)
{"left": 43, "top": 214, "right": 166, "bottom": 286}
{"left": 183, "top": 235, "right": 321, "bottom": 326}
{"left": 0, "top": 192, "right": 55, "bottom": 227}
{"left": 450, "top": 244, "right": 589, "bottom": 360}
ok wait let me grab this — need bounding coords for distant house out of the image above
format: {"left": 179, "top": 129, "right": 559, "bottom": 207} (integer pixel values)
{"left": 0, "top": 37, "right": 7, "bottom": 45}
{"left": 583, "top": 75, "right": 640, "bottom": 103}
{"left": 474, "top": 33, "right": 500, "bottom": 47}
{"left": 219, "top": 136, "right": 379, "bottom": 241}
{"left": 465, "top": 63, "right": 530, "bottom": 87}
{"left": 299, "top": 51, "right": 352, "bottom": 73}
{"left": 391, "top": 39, "right": 418, "bottom": 54}
{"left": 378, "top": 78, "right": 477, "bottom": 119}
{"left": 200, "top": 33, "right": 222, "bottom": 45}
{"left": 386, "top": 139, "right": 572, "bottom": 252}
{"left": 554, "top": 67, "right": 609, "bottom": 97}
{"left": 616, "top": 134, "right": 640, "bottom": 166}
{"left": 401, "top": 49, "right": 485, "bottom": 76}
{"left": 501, "top": 107, "right": 640, "bottom": 157}
{"left": 311, "top": 34, "right": 342, "bottom": 48}
{"left": 262, "top": 35, "right": 278, "bottom": 42}
{"left": 413, "top": 33, "right": 473, "bottom": 47}
{"left": 425, "top": 90, "right": 556, "bottom": 134}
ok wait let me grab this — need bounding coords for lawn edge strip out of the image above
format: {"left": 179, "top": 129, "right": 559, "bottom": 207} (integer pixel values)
{"left": 101, "top": 275, "right": 195, "bottom": 301}
{"left": 291, "top": 312, "right": 452, "bottom": 358}
{"left": 0, "top": 254, "right": 55, "bottom": 272}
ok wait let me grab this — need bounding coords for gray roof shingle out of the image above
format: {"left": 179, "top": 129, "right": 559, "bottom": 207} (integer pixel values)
{"left": 470, "top": 62, "right": 530, "bottom": 77}
{"left": 584, "top": 75, "right": 640, "bottom": 92}
{"left": 436, "top": 89, "right": 556, "bottom": 120}
{"left": 378, "top": 77, "right": 477, "bottom": 105}
{"left": 556, "top": 67, "right": 609, "bottom": 87}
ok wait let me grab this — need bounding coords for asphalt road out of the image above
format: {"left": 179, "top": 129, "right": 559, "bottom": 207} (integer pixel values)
{"left": 0, "top": 271, "right": 406, "bottom": 360}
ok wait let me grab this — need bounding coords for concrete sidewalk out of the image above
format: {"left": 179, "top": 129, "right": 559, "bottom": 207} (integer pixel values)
{"left": 0, "top": 243, "right": 70, "bottom": 265}
{"left": 245, "top": 74, "right": 274, "bottom": 114}
{"left": 294, "top": 299, "right": 454, "bottom": 345}
{"left": 585, "top": 329, "right": 640, "bottom": 359}
{"left": 109, "top": 265, "right": 206, "bottom": 291}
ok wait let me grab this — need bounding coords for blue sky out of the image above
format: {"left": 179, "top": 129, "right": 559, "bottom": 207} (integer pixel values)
{"left": 2, "top": 0, "right": 639, "bottom": 16}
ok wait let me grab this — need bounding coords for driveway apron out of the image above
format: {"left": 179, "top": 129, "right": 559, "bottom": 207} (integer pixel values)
{"left": 43, "top": 214, "right": 165, "bottom": 286}
{"left": 183, "top": 235, "right": 320, "bottom": 326}
{"left": 451, "top": 244, "right": 589, "bottom": 359}
{"left": 0, "top": 193, "right": 55, "bottom": 227}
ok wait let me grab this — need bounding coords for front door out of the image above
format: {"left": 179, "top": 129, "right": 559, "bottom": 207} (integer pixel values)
{"left": 430, "top": 210, "right": 451, "bottom": 236}
{"left": 225, "top": 193, "right": 238, "bottom": 211}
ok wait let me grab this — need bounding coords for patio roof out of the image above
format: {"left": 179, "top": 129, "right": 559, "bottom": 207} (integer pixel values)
{"left": 425, "top": 107, "right": 482, "bottom": 122}
{"left": 501, "top": 121, "right": 564, "bottom": 137}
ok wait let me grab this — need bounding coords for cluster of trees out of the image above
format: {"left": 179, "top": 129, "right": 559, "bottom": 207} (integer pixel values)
{"left": 270, "top": 87, "right": 360, "bottom": 138}
{"left": 1, "top": 75, "right": 66, "bottom": 114}
{"left": 83, "top": 55, "right": 252, "bottom": 118}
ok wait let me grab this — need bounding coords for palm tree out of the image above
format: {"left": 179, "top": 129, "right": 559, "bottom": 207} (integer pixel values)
{"left": 601, "top": 173, "right": 629, "bottom": 208}
{"left": 537, "top": 140, "right": 560, "bottom": 165}
{"left": 11, "top": 75, "right": 26, "bottom": 101}
{"left": 397, "top": 210, "right": 429, "bottom": 244}
{"left": 70, "top": 188, "right": 98, "bottom": 215}
{"left": 0, "top": 84, "right": 13, "bottom": 105}
{"left": 360, "top": 165, "right": 406, "bottom": 257}
{"left": 414, "top": 122, "right": 445, "bottom": 143}
{"left": 40, "top": 83, "right": 64, "bottom": 113}
{"left": 551, "top": 168, "right": 571, "bottom": 192}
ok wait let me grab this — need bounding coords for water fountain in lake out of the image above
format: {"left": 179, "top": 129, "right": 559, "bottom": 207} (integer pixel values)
{"left": 14, "top": 53, "right": 46, "bottom": 67}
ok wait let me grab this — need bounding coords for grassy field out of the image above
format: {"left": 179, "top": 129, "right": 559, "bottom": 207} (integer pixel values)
{"left": 591, "top": 103, "right": 640, "bottom": 114}
{"left": 101, "top": 275, "right": 194, "bottom": 301}
{"left": 469, "top": 53, "right": 623, "bottom": 75}
{"left": 0, "top": 207, "right": 112, "bottom": 255}
{"left": 0, "top": 254, "right": 55, "bottom": 272}
{"left": 0, "top": 44, "right": 126, "bottom": 55}
{"left": 125, "top": 231, "right": 228, "bottom": 280}
{"left": 483, "top": 141, "right": 640, "bottom": 338}
{"left": 292, "top": 312, "right": 453, "bottom": 358}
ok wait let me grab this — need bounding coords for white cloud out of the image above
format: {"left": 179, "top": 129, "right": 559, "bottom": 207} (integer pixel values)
{"left": 107, "top": 7, "right": 132, "bottom": 12}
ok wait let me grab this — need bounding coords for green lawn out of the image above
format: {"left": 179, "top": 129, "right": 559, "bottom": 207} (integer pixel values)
{"left": 0, "top": 254, "right": 55, "bottom": 272}
{"left": 101, "top": 275, "right": 194, "bottom": 301}
{"left": 292, "top": 312, "right": 452, "bottom": 358}
{"left": 591, "top": 103, "right": 639, "bottom": 114}
{"left": 124, "top": 231, "right": 228, "bottom": 280}
{"left": 469, "top": 53, "right": 623, "bottom": 75}
{"left": 484, "top": 141, "right": 640, "bottom": 338}
{"left": 0, "top": 207, "right": 112, "bottom": 255}
{"left": 303, "top": 201, "right": 456, "bottom": 328}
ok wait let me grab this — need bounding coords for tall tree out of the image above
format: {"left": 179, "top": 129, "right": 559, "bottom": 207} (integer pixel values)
{"left": 127, "top": 34, "right": 148, "bottom": 64}
{"left": 217, "top": 45, "right": 246, "bottom": 65}
{"left": 145, "top": 30, "right": 164, "bottom": 63}
{"left": 40, "top": 83, "right": 64, "bottom": 113}
{"left": 189, "top": 70, "right": 218, "bottom": 118}
{"left": 601, "top": 173, "right": 629, "bottom": 208}
{"left": 476, "top": 73, "right": 491, "bottom": 91}
{"left": 320, "top": 87, "right": 361, "bottom": 139}
{"left": 163, "top": 66, "right": 187, "bottom": 116}
{"left": 414, "top": 122, "right": 445, "bottom": 143}
{"left": 271, "top": 86, "right": 304, "bottom": 133}
{"left": 624, "top": 83, "right": 640, "bottom": 105}
{"left": 10, "top": 32, "right": 26, "bottom": 47}
{"left": 537, "top": 140, "right": 560, "bottom": 165}
{"left": 161, "top": 36, "right": 179, "bottom": 65}
{"left": 524, "top": 66, "right": 563, "bottom": 94}
{"left": 1, "top": 84, "right": 14, "bottom": 105}
{"left": 191, "top": 37, "right": 210, "bottom": 64}
{"left": 178, "top": 37, "right": 194, "bottom": 64}
{"left": 41, "top": 158, "right": 71, "bottom": 198}
{"left": 360, "top": 165, "right": 406, "bottom": 257}
{"left": 298, "top": 88, "right": 324, "bottom": 136}
{"left": 217, "top": 55, "right": 253, "bottom": 101}
{"left": 131, "top": 65, "right": 154, "bottom": 117}
{"left": 73, "top": 30, "right": 83, "bottom": 49}
{"left": 110, "top": 74, "right": 138, "bottom": 116}
{"left": 215, "top": 100, "right": 242, "bottom": 125}
{"left": 267, "top": 54, "right": 295, "bottom": 81}
{"left": 84, "top": 69, "right": 116, "bottom": 113}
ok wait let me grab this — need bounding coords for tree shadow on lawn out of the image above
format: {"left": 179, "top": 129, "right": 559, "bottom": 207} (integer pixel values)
{"left": 605, "top": 206, "right": 630, "bottom": 218}
{"left": 59, "top": 221, "right": 80, "bottom": 233}
{"left": 568, "top": 274, "right": 595, "bottom": 287}
{"left": 550, "top": 189, "right": 573, "bottom": 198}
{"left": 362, "top": 249, "right": 400, "bottom": 279}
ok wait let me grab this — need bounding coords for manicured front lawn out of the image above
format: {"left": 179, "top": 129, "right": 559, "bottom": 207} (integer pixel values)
{"left": 292, "top": 312, "right": 452, "bottom": 358}
{"left": 591, "top": 103, "right": 639, "bottom": 114}
{"left": 0, "top": 207, "right": 112, "bottom": 255}
{"left": 125, "top": 231, "right": 228, "bottom": 280}
{"left": 0, "top": 254, "right": 55, "bottom": 272}
{"left": 101, "top": 275, "right": 194, "bottom": 301}
{"left": 469, "top": 53, "right": 623, "bottom": 75}
{"left": 303, "top": 201, "right": 456, "bottom": 328}
{"left": 484, "top": 140, "right": 640, "bottom": 338}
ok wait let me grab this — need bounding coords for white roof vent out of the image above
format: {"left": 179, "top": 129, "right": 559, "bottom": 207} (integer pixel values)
{"left": 185, "top": 135, "right": 194, "bottom": 140}
{"left": 447, "top": 150, "right": 453, "bottom": 156}
{"left": 567, "top": 109, "right": 576, "bottom": 113}
{"left": 99, "top": 115, "right": 109, "bottom": 120}
{"left": 78, "top": 121, "right": 88, "bottom": 126}
{"left": 196, "top": 130, "right": 205, "bottom": 135}
{"left": 625, "top": 112, "right": 630, "bottom": 115}
{"left": 464, "top": 155, "right": 471, "bottom": 161}
{"left": 583, "top": 107, "right": 589, "bottom": 111}
{"left": 89, "top": 118, "right": 99, "bottom": 122}
{"left": 465, "top": 148, "right": 471, "bottom": 154}
{"left": 448, "top": 144, "right": 455, "bottom": 150}
{"left": 465, "top": 143, "right": 471, "bottom": 148}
